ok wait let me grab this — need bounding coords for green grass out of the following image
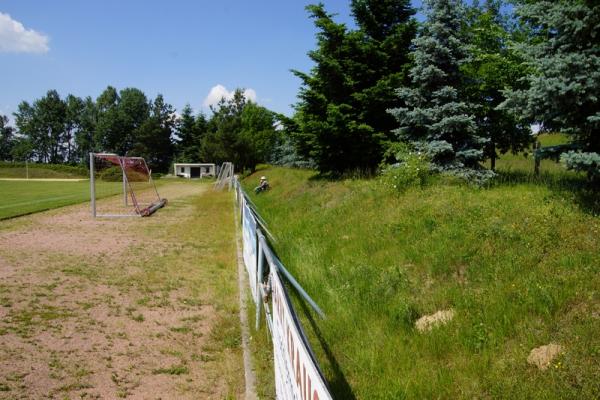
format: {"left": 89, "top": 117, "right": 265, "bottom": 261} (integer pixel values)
{"left": 485, "top": 133, "right": 572, "bottom": 174}
{"left": 0, "top": 163, "right": 88, "bottom": 179}
{"left": 0, "top": 180, "right": 122, "bottom": 220}
{"left": 152, "top": 365, "right": 189, "bottom": 375}
{"left": 538, "top": 133, "right": 570, "bottom": 147}
{"left": 242, "top": 165, "right": 599, "bottom": 399}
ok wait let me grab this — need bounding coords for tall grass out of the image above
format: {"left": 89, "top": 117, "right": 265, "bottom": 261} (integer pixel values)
{"left": 242, "top": 165, "right": 599, "bottom": 399}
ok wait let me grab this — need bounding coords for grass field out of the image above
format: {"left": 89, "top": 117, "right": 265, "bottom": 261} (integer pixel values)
{"left": 0, "top": 163, "right": 88, "bottom": 179}
{"left": 0, "top": 180, "right": 123, "bottom": 220}
{"left": 0, "top": 181, "right": 245, "bottom": 398}
{"left": 243, "top": 155, "right": 599, "bottom": 398}
{"left": 0, "top": 163, "right": 116, "bottom": 220}
{"left": 484, "top": 133, "right": 572, "bottom": 176}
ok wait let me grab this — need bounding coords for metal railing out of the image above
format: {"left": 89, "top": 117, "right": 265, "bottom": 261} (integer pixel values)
{"left": 233, "top": 177, "right": 333, "bottom": 400}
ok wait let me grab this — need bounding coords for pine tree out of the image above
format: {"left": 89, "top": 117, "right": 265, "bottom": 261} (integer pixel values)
{"left": 501, "top": 0, "right": 600, "bottom": 178}
{"left": 293, "top": 1, "right": 416, "bottom": 175}
{"left": 132, "top": 94, "right": 175, "bottom": 172}
{"left": 176, "top": 105, "right": 207, "bottom": 163}
{"left": 389, "top": 0, "right": 492, "bottom": 182}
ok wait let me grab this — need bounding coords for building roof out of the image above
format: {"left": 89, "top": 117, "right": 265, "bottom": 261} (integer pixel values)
{"left": 173, "top": 163, "right": 215, "bottom": 167}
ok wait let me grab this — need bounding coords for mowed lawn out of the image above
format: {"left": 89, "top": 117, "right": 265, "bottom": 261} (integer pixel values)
{"left": 0, "top": 180, "right": 121, "bottom": 220}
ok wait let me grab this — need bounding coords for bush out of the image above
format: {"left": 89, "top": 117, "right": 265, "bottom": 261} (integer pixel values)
{"left": 380, "top": 143, "right": 431, "bottom": 192}
{"left": 98, "top": 166, "right": 123, "bottom": 182}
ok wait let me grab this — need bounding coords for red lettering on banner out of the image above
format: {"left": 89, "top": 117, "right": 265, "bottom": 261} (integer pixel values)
{"left": 302, "top": 365, "right": 307, "bottom": 400}
{"left": 313, "top": 390, "right": 320, "bottom": 400}
{"left": 288, "top": 328, "right": 294, "bottom": 363}
{"left": 295, "top": 349, "right": 302, "bottom": 388}
{"left": 307, "top": 374, "right": 312, "bottom": 400}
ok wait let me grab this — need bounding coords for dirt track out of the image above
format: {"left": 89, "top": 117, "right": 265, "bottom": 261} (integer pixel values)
{"left": 0, "top": 182, "right": 244, "bottom": 399}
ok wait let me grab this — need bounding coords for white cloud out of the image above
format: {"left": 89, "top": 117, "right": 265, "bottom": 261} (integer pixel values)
{"left": 202, "top": 84, "right": 257, "bottom": 108}
{"left": 0, "top": 12, "right": 49, "bottom": 53}
{"left": 243, "top": 88, "right": 257, "bottom": 103}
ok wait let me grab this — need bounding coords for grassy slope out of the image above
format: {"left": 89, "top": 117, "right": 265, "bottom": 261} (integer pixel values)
{"left": 242, "top": 164, "right": 599, "bottom": 399}
{"left": 0, "top": 180, "right": 123, "bottom": 220}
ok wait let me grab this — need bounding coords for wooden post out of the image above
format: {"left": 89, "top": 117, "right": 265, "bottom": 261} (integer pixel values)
{"left": 534, "top": 140, "right": 541, "bottom": 176}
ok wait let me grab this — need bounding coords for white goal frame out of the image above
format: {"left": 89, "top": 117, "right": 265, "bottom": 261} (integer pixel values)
{"left": 214, "top": 162, "right": 234, "bottom": 191}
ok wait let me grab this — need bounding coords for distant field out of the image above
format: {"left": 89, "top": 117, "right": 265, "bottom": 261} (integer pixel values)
{"left": 0, "top": 180, "right": 121, "bottom": 220}
{"left": 485, "top": 133, "right": 573, "bottom": 175}
{"left": 0, "top": 163, "right": 88, "bottom": 179}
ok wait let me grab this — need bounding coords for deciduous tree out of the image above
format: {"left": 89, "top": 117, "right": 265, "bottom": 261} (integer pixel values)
{"left": 463, "top": 0, "right": 532, "bottom": 170}
{"left": 0, "top": 115, "right": 15, "bottom": 161}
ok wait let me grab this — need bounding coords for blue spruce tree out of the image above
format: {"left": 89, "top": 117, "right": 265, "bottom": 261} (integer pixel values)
{"left": 388, "top": 0, "right": 493, "bottom": 183}
{"left": 501, "top": 0, "right": 600, "bottom": 181}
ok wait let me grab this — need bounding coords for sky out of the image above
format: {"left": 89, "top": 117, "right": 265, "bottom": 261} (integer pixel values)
{"left": 0, "top": 1, "right": 423, "bottom": 121}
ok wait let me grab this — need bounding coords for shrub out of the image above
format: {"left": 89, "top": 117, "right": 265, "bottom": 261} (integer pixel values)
{"left": 380, "top": 143, "right": 431, "bottom": 192}
{"left": 98, "top": 166, "right": 123, "bottom": 182}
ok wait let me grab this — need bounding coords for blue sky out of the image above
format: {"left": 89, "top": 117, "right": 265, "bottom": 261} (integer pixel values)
{"left": 0, "top": 1, "right": 423, "bottom": 121}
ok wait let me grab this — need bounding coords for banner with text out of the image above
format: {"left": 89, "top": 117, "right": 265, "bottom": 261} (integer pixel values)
{"left": 242, "top": 198, "right": 258, "bottom": 301}
{"left": 271, "top": 268, "right": 333, "bottom": 400}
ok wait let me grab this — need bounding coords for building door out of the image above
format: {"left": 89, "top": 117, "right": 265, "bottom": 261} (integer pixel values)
{"left": 190, "top": 167, "right": 201, "bottom": 178}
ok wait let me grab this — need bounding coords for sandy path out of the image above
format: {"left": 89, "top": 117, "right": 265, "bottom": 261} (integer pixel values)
{"left": 0, "top": 182, "right": 244, "bottom": 399}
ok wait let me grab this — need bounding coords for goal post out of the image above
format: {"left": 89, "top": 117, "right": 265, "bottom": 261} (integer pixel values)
{"left": 89, "top": 152, "right": 167, "bottom": 218}
{"left": 214, "top": 162, "right": 234, "bottom": 191}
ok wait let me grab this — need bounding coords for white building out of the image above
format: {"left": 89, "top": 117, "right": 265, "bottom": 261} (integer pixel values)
{"left": 173, "top": 163, "right": 216, "bottom": 178}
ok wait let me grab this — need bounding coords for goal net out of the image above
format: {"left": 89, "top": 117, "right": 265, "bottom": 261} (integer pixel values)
{"left": 214, "top": 162, "right": 234, "bottom": 191}
{"left": 90, "top": 153, "right": 167, "bottom": 217}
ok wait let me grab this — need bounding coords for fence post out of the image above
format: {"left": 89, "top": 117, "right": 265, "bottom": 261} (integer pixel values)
{"left": 89, "top": 153, "right": 96, "bottom": 218}
{"left": 256, "top": 240, "right": 264, "bottom": 330}
{"left": 534, "top": 140, "right": 541, "bottom": 176}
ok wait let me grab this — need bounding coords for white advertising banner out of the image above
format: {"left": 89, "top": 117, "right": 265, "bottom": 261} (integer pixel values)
{"left": 271, "top": 268, "right": 333, "bottom": 400}
{"left": 242, "top": 198, "right": 258, "bottom": 301}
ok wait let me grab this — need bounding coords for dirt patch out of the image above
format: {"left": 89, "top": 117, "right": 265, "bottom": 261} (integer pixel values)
{"left": 0, "top": 255, "right": 16, "bottom": 279}
{"left": 0, "top": 229, "right": 137, "bottom": 258}
{"left": 415, "top": 309, "right": 455, "bottom": 332}
{"left": 527, "top": 343, "right": 563, "bottom": 370}
{"left": 0, "top": 182, "right": 243, "bottom": 399}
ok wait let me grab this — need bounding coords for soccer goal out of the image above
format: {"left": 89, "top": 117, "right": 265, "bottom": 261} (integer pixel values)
{"left": 89, "top": 153, "right": 167, "bottom": 218}
{"left": 214, "top": 162, "right": 234, "bottom": 191}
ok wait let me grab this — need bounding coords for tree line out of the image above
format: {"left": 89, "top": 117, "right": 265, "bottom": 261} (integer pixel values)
{"left": 0, "top": 87, "right": 279, "bottom": 173}
{"left": 291, "top": 0, "right": 599, "bottom": 181}
{"left": 1, "top": 0, "right": 598, "bottom": 181}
